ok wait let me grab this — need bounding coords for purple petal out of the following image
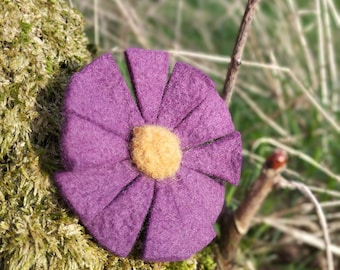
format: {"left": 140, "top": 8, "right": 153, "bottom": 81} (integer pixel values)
{"left": 125, "top": 48, "right": 169, "bottom": 123}
{"left": 60, "top": 113, "right": 129, "bottom": 170}
{"left": 87, "top": 176, "right": 155, "bottom": 257}
{"left": 55, "top": 160, "right": 140, "bottom": 225}
{"left": 174, "top": 90, "right": 235, "bottom": 149}
{"left": 182, "top": 132, "right": 242, "bottom": 185}
{"left": 156, "top": 62, "right": 215, "bottom": 129}
{"left": 143, "top": 168, "right": 224, "bottom": 262}
{"left": 64, "top": 53, "right": 144, "bottom": 139}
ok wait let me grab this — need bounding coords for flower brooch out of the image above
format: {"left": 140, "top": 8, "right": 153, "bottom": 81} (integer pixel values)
{"left": 55, "top": 48, "right": 242, "bottom": 262}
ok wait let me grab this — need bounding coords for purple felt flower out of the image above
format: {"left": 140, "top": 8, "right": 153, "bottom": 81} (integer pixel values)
{"left": 55, "top": 48, "right": 242, "bottom": 262}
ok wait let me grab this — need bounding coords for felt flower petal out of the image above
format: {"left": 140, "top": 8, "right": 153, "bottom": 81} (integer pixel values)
{"left": 182, "top": 132, "right": 242, "bottom": 185}
{"left": 61, "top": 113, "right": 129, "bottom": 170}
{"left": 174, "top": 90, "right": 235, "bottom": 149}
{"left": 125, "top": 48, "right": 169, "bottom": 123}
{"left": 87, "top": 176, "right": 155, "bottom": 257}
{"left": 156, "top": 62, "right": 215, "bottom": 129}
{"left": 56, "top": 48, "right": 243, "bottom": 262}
{"left": 55, "top": 160, "right": 140, "bottom": 225}
{"left": 143, "top": 168, "right": 224, "bottom": 262}
{"left": 64, "top": 53, "right": 144, "bottom": 139}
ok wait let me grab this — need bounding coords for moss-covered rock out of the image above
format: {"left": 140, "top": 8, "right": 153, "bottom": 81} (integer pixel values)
{"left": 0, "top": 1, "right": 217, "bottom": 269}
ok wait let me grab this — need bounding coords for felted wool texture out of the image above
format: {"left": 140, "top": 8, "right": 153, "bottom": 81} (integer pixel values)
{"left": 156, "top": 62, "right": 216, "bottom": 129}
{"left": 143, "top": 167, "right": 225, "bottom": 261}
{"left": 183, "top": 132, "right": 242, "bottom": 185}
{"left": 56, "top": 48, "right": 242, "bottom": 262}
{"left": 61, "top": 113, "right": 129, "bottom": 170}
{"left": 125, "top": 48, "right": 169, "bottom": 124}
{"left": 55, "top": 160, "right": 140, "bottom": 225}
{"left": 86, "top": 176, "right": 155, "bottom": 258}
{"left": 64, "top": 53, "right": 145, "bottom": 141}
{"left": 174, "top": 89, "right": 235, "bottom": 150}
{"left": 130, "top": 125, "right": 182, "bottom": 179}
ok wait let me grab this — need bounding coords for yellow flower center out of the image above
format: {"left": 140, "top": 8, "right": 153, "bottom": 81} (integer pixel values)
{"left": 130, "top": 125, "right": 182, "bottom": 180}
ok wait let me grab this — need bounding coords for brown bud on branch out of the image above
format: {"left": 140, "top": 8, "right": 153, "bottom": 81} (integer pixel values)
{"left": 215, "top": 149, "right": 287, "bottom": 269}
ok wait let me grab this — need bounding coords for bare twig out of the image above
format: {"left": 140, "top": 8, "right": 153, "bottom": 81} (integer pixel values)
{"left": 222, "top": 0, "right": 261, "bottom": 104}
{"left": 216, "top": 150, "right": 287, "bottom": 269}
{"left": 252, "top": 137, "right": 340, "bottom": 181}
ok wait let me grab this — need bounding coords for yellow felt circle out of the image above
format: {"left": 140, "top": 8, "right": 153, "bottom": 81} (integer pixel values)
{"left": 130, "top": 125, "right": 182, "bottom": 180}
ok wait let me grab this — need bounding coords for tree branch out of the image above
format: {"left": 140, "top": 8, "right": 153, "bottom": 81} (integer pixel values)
{"left": 216, "top": 150, "right": 287, "bottom": 269}
{"left": 222, "top": 0, "right": 261, "bottom": 105}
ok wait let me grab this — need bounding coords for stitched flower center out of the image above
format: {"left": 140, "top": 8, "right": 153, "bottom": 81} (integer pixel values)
{"left": 130, "top": 125, "right": 182, "bottom": 180}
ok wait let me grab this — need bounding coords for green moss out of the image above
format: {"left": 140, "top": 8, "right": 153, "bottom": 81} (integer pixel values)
{"left": 0, "top": 1, "right": 105, "bottom": 269}
{"left": 0, "top": 1, "right": 219, "bottom": 269}
{"left": 165, "top": 247, "right": 216, "bottom": 270}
